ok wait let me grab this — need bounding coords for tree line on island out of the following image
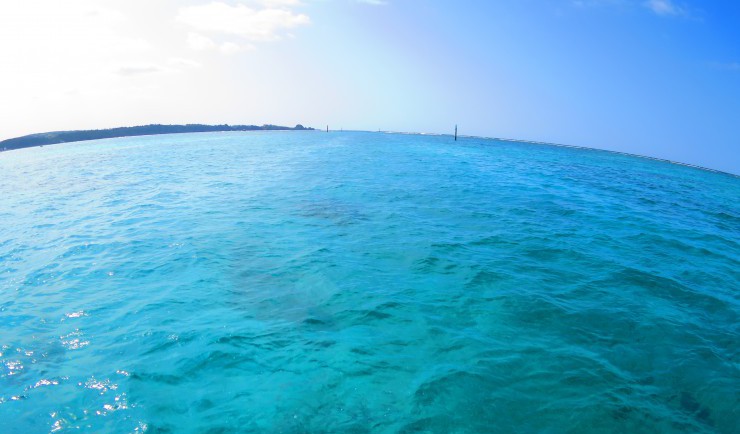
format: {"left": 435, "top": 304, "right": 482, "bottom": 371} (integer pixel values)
{"left": 0, "top": 123, "right": 315, "bottom": 151}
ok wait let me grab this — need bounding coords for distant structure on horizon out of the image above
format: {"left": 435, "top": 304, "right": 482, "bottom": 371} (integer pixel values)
{"left": 0, "top": 123, "right": 315, "bottom": 152}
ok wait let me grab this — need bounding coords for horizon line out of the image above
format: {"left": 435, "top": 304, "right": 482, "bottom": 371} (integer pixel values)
{"left": 1, "top": 124, "right": 737, "bottom": 178}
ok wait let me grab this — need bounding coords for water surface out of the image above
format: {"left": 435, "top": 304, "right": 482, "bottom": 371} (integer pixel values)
{"left": 0, "top": 131, "right": 738, "bottom": 433}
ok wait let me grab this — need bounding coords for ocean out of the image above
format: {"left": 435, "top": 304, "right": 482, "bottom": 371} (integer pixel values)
{"left": 0, "top": 131, "right": 737, "bottom": 433}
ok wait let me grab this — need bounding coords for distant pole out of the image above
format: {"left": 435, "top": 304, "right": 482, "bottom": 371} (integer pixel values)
{"left": 455, "top": 125, "right": 458, "bottom": 141}
{"left": 326, "top": 125, "right": 329, "bottom": 133}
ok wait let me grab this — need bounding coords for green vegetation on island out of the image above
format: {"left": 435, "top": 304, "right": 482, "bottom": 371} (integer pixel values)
{"left": 0, "top": 123, "right": 314, "bottom": 151}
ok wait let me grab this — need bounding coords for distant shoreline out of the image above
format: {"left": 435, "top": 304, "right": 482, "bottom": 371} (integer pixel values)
{"left": 0, "top": 123, "right": 314, "bottom": 152}
{"left": 374, "top": 130, "right": 739, "bottom": 178}
{"left": 1, "top": 125, "right": 736, "bottom": 178}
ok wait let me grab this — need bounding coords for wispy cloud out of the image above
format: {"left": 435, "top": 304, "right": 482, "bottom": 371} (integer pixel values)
{"left": 115, "top": 58, "right": 202, "bottom": 77}
{"left": 167, "top": 58, "right": 202, "bottom": 69}
{"left": 258, "top": 0, "right": 302, "bottom": 6}
{"left": 357, "top": 0, "right": 388, "bottom": 5}
{"left": 571, "top": 0, "right": 692, "bottom": 17}
{"left": 187, "top": 32, "right": 218, "bottom": 51}
{"left": 116, "top": 65, "right": 165, "bottom": 77}
{"left": 186, "top": 32, "right": 254, "bottom": 54}
{"left": 644, "top": 0, "right": 686, "bottom": 16}
{"left": 176, "top": 1, "right": 310, "bottom": 51}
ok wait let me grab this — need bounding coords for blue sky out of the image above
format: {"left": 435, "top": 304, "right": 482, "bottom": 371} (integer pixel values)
{"left": 1, "top": 0, "right": 738, "bottom": 173}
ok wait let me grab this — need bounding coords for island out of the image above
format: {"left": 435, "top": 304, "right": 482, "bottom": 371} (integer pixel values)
{"left": 0, "top": 123, "right": 315, "bottom": 152}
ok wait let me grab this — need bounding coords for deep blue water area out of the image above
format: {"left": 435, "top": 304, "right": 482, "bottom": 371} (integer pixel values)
{"left": 0, "top": 131, "right": 738, "bottom": 433}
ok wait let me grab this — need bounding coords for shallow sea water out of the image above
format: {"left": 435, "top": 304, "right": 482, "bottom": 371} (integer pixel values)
{"left": 0, "top": 131, "right": 738, "bottom": 433}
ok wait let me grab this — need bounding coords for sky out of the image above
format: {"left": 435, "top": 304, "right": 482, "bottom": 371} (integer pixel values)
{"left": 0, "top": 0, "right": 738, "bottom": 173}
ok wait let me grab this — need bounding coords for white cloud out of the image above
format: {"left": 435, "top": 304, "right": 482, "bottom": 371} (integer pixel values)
{"left": 258, "top": 0, "right": 302, "bottom": 6}
{"left": 116, "top": 65, "right": 165, "bottom": 77}
{"left": 0, "top": 0, "right": 230, "bottom": 139}
{"left": 219, "top": 41, "right": 247, "bottom": 55}
{"left": 357, "top": 0, "right": 388, "bottom": 5}
{"left": 115, "top": 57, "right": 206, "bottom": 77}
{"left": 187, "top": 32, "right": 219, "bottom": 50}
{"left": 571, "top": 0, "right": 692, "bottom": 17}
{"left": 168, "top": 58, "right": 203, "bottom": 69}
{"left": 0, "top": 1, "right": 159, "bottom": 91}
{"left": 186, "top": 32, "right": 252, "bottom": 54}
{"left": 644, "top": 0, "right": 686, "bottom": 16}
{"left": 176, "top": 2, "right": 310, "bottom": 43}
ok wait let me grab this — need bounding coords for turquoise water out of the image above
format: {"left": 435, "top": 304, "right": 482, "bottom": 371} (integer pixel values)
{"left": 0, "top": 131, "right": 738, "bottom": 433}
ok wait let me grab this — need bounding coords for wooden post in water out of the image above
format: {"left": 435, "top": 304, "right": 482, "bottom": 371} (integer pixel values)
{"left": 326, "top": 125, "right": 329, "bottom": 132}
{"left": 455, "top": 125, "right": 458, "bottom": 141}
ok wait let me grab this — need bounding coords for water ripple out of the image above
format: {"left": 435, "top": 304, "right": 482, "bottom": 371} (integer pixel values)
{"left": 0, "top": 132, "right": 738, "bottom": 433}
